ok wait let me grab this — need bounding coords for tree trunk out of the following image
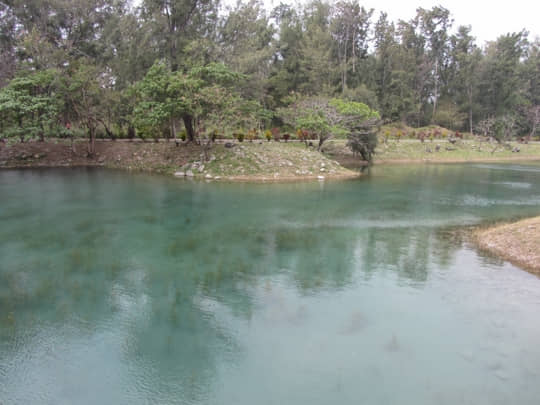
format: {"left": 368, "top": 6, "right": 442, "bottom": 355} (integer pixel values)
{"left": 468, "top": 85, "right": 473, "bottom": 135}
{"left": 102, "top": 122, "right": 115, "bottom": 141}
{"left": 529, "top": 123, "right": 536, "bottom": 142}
{"left": 431, "top": 60, "right": 439, "bottom": 122}
{"left": 469, "top": 107, "right": 473, "bottom": 135}
{"left": 171, "top": 119, "right": 179, "bottom": 146}
{"left": 87, "top": 125, "right": 96, "bottom": 157}
{"left": 183, "top": 114, "right": 195, "bottom": 142}
{"left": 352, "top": 27, "right": 356, "bottom": 74}
{"left": 18, "top": 117, "right": 24, "bottom": 143}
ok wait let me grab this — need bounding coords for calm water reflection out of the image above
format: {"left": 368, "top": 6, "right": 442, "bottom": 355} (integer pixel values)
{"left": 1, "top": 163, "right": 540, "bottom": 404}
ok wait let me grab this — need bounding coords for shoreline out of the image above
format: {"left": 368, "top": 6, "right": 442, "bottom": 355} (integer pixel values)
{"left": 0, "top": 163, "right": 361, "bottom": 182}
{"left": 374, "top": 156, "right": 540, "bottom": 164}
{"left": 0, "top": 140, "right": 359, "bottom": 182}
{"left": 474, "top": 217, "right": 540, "bottom": 275}
{"left": 1, "top": 139, "right": 539, "bottom": 182}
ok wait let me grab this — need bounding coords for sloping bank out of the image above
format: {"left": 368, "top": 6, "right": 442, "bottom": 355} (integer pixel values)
{"left": 475, "top": 217, "right": 540, "bottom": 274}
{"left": 0, "top": 140, "right": 359, "bottom": 181}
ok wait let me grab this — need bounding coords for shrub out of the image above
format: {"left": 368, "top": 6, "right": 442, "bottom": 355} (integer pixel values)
{"left": 247, "top": 128, "right": 257, "bottom": 142}
{"left": 233, "top": 132, "right": 245, "bottom": 142}
{"left": 271, "top": 127, "right": 280, "bottom": 142}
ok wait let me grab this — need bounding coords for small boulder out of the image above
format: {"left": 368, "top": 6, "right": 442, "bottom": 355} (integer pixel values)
{"left": 174, "top": 171, "right": 185, "bottom": 177}
{"left": 186, "top": 170, "right": 194, "bottom": 177}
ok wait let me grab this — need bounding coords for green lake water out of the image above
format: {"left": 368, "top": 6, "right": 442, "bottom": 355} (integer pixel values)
{"left": 1, "top": 163, "right": 540, "bottom": 404}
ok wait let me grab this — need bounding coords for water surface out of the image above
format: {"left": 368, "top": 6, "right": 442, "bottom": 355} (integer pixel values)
{"left": 1, "top": 163, "right": 540, "bottom": 404}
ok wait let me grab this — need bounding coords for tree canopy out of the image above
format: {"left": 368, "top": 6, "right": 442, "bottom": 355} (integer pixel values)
{"left": 0, "top": 0, "right": 538, "bottom": 150}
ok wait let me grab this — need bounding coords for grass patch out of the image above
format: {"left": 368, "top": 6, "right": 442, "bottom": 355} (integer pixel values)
{"left": 325, "top": 138, "right": 540, "bottom": 164}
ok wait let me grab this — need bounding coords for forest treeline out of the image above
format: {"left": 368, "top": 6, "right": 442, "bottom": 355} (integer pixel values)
{"left": 0, "top": 0, "right": 539, "bottom": 151}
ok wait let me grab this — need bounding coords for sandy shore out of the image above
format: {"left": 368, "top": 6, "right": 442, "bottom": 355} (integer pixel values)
{"left": 475, "top": 217, "right": 540, "bottom": 274}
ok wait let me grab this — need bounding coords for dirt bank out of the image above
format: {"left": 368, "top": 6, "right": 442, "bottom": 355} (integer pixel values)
{"left": 475, "top": 217, "right": 540, "bottom": 274}
{"left": 0, "top": 139, "right": 359, "bottom": 181}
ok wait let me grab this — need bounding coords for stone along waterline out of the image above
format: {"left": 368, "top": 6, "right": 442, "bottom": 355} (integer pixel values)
{"left": 1, "top": 163, "right": 540, "bottom": 404}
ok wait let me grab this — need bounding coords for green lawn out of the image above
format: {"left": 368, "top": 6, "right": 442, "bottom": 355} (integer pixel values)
{"left": 325, "top": 138, "right": 540, "bottom": 163}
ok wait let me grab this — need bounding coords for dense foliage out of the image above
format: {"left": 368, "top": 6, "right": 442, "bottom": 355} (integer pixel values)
{"left": 0, "top": 0, "right": 538, "bottom": 153}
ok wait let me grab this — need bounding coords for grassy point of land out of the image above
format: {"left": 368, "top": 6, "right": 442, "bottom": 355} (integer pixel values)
{"left": 475, "top": 217, "right": 540, "bottom": 274}
{"left": 190, "top": 142, "right": 357, "bottom": 181}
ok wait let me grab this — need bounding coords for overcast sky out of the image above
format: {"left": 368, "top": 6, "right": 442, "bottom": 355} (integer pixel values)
{"left": 252, "top": 0, "right": 540, "bottom": 46}
{"left": 133, "top": 0, "right": 539, "bottom": 46}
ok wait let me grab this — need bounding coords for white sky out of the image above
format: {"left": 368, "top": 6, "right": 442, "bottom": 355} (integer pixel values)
{"left": 132, "top": 0, "right": 540, "bottom": 46}
{"left": 261, "top": 0, "right": 540, "bottom": 46}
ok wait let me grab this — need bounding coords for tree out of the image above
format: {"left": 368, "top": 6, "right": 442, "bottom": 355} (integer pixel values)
{"left": 298, "top": 4, "right": 334, "bottom": 95}
{"left": 140, "top": 0, "right": 219, "bottom": 72}
{"left": 133, "top": 61, "right": 243, "bottom": 143}
{"left": 478, "top": 115, "right": 518, "bottom": 153}
{"left": 278, "top": 96, "right": 338, "bottom": 150}
{"left": 0, "top": 1, "right": 18, "bottom": 86}
{"left": 0, "top": 69, "right": 60, "bottom": 142}
{"left": 218, "top": 0, "right": 275, "bottom": 103}
{"left": 57, "top": 62, "right": 105, "bottom": 156}
{"left": 331, "top": 1, "right": 373, "bottom": 94}
{"left": 373, "top": 12, "right": 398, "bottom": 118}
{"left": 267, "top": 4, "right": 305, "bottom": 107}
{"left": 448, "top": 25, "right": 481, "bottom": 132}
{"left": 396, "top": 17, "right": 429, "bottom": 126}
{"left": 278, "top": 96, "right": 379, "bottom": 154}
{"left": 330, "top": 98, "right": 380, "bottom": 162}
{"left": 417, "top": 6, "right": 452, "bottom": 121}
{"left": 477, "top": 31, "right": 529, "bottom": 118}
{"left": 132, "top": 61, "right": 182, "bottom": 141}
{"left": 525, "top": 105, "right": 540, "bottom": 140}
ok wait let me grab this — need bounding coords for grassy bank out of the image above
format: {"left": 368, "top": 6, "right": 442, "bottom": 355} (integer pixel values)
{"left": 3, "top": 134, "right": 540, "bottom": 180}
{"left": 475, "top": 217, "right": 540, "bottom": 274}
{"left": 184, "top": 142, "right": 357, "bottom": 181}
{"left": 325, "top": 138, "right": 540, "bottom": 166}
{"left": 0, "top": 139, "right": 358, "bottom": 181}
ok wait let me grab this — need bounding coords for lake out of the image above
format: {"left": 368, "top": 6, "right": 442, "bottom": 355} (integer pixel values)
{"left": 1, "top": 163, "right": 540, "bottom": 404}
